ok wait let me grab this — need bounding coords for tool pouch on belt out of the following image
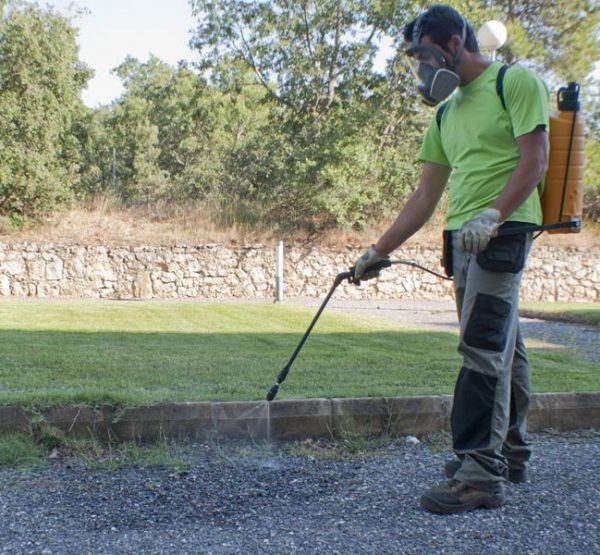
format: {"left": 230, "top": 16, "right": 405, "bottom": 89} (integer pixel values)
{"left": 442, "top": 230, "right": 454, "bottom": 278}
{"left": 476, "top": 221, "right": 533, "bottom": 274}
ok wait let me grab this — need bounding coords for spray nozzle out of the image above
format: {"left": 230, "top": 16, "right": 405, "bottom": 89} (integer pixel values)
{"left": 266, "top": 383, "right": 279, "bottom": 401}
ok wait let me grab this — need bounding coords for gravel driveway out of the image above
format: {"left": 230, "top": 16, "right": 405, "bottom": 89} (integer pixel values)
{"left": 1, "top": 432, "right": 599, "bottom": 555}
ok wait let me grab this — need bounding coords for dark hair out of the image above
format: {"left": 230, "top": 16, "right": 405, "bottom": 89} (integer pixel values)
{"left": 403, "top": 5, "right": 479, "bottom": 54}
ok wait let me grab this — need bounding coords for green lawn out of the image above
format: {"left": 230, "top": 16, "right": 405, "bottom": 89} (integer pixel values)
{"left": 520, "top": 301, "right": 600, "bottom": 326}
{"left": 0, "top": 300, "right": 598, "bottom": 406}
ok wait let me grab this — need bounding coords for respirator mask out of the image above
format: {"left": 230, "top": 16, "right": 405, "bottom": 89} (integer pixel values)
{"left": 405, "top": 14, "right": 467, "bottom": 106}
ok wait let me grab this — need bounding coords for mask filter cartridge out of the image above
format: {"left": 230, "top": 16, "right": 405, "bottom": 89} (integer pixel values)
{"left": 424, "top": 68, "right": 461, "bottom": 106}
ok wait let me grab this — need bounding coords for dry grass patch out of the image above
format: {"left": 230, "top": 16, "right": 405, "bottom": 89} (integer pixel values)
{"left": 1, "top": 195, "right": 598, "bottom": 248}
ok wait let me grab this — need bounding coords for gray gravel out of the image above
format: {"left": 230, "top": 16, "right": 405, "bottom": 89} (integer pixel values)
{"left": 1, "top": 432, "right": 600, "bottom": 554}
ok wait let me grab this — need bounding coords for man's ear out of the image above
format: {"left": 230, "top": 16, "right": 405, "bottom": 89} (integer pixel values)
{"left": 447, "top": 34, "right": 463, "bottom": 56}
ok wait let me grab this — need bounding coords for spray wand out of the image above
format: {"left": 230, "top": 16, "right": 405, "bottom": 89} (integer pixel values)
{"left": 265, "top": 258, "right": 452, "bottom": 401}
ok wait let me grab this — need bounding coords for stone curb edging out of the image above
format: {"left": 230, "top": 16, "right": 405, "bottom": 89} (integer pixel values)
{"left": 1, "top": 392, "right": 599, "bottom": 442}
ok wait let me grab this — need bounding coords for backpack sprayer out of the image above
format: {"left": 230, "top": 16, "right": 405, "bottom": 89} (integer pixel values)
{"left": 541, "top": 82, "right": 585, "bottom": 233}
{"left": 266, "top": 80, "right": 585, "bottom": 401}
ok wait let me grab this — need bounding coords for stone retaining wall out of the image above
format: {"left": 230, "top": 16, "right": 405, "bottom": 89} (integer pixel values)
{"left": 0, "top": 242, "right": 598, "bottom": 302}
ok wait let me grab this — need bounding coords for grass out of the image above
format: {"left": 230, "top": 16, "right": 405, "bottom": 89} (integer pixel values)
{"left": 521, "top": 301, "right": 600, "bottom": 326}
{"left": 0, "top": 299, "right": 598, "bottom": 407}
{"left": 0, "top": 424, "right": 190, "bottom": 471}
{"left": 0, "top": 432, "right": 46, "bottom": 468}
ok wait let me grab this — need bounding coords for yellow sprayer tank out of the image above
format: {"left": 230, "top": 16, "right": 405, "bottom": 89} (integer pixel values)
{"left": 542, "top": 82, "right": 584, "bottom": 233}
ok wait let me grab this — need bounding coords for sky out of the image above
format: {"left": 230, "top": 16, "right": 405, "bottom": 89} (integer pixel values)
{"left": 41, "top": 0, "right": 199, "bottom": 107}
{"left": 39, "top": 0, "right": 397, "bottom": 109}
{"left": 37, "top": 2, "right": 599, "bottom": 109}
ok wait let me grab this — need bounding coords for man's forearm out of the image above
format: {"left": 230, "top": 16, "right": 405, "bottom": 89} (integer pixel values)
{"left": 373, "top": 163, "right": 449, "bottom": 255}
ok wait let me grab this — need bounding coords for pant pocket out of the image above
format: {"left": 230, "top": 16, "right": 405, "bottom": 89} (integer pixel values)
{"left": 464, "top": 293, "right": 511, "bottom": 352}
{"left": 452, "top": 366, "right": 497, "bottom": 451}
{"left": 476, "top": 223, "right": 529, "bottom": 274}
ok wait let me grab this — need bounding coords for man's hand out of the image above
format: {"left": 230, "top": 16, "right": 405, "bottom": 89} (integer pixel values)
{"left": 458, "top": 208, "right": 502, "bottom": 254}
{"left": 352, "top": 246, "right": 387, "bottom": 282}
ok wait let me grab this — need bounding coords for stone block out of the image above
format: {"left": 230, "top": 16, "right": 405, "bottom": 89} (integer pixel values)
{"left": 0, "top": 405, "right": 30, "bottom": 434}
{"left": 0, "top": 274, "right": 11, "bottom": 296}
{"left": 331, "top": 397, "right": 392, "bottom": 437}
{"left": 528, "top": 393, "right": 600, "bottom": 432}
{"left": 383, "top": 395, "right": 452, "bottom": 436}
{"left": 27, "top": 260, "right": 46, "bottom": 281}
{"left": 1, "top": 259, "right": 25, "bottom": 275}
{"left": 132, "top": 271, "right": 153, "bottom": 298}
{"left": 38, "top": 405, "right": 114, "bottom": 438}
{"left": 46, "top": 259, "right": 64, "bottom": 280}
{"left": 211, "top": 401, "right": 275, "bottom": 440}
{"left": 268, "top": 398, "right": 333, "bottom": 440}
{"left": 111, "top": 403, "right": 214, "bottom": 441}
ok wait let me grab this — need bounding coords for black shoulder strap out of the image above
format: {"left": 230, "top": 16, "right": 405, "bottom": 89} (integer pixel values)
{"left": 436, "top": 102, "right": 448, "bottom": 130}
{"left": 496, "top": 64, "right": 510, "bottom": 110}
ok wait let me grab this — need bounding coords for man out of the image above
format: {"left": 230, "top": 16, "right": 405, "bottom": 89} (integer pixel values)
{"left": 353, "top": 5, "right": 549, "bottom": 514}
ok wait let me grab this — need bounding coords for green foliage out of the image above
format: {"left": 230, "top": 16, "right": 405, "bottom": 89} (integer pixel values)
{"left": 72, "top": 107, "right": 115, "bottom": 196}
{"left": 0, "top": 0, "right": 598, "bottom": 230}
{"left": 188, "top": 0, "right": 426, "bottom": 229}
{"left": 498, "top": 1, "right": 599, "bottom": 83}
{"left": 0, "top": 1, "right": 91, "bottom": 221}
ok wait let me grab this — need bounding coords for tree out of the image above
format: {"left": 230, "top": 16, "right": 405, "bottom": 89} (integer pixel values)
{"left": 189, "top": 0, "right": 600, "bottom": 230}
{"left": 0, "top": 1, "right": 91, "bottom": 223}
{"left": 497, "top": 0, "right": 599, "bottom": 83}
{"left": 190, "top": 0, "right": 425, "bottom": 229}
{"left": 102, "top": 55, "right": 260, "bottom": 205}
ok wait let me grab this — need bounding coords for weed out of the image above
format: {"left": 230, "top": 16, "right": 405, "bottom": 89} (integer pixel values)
{"left": 76, "top": 437, "right": 190, "bottom": 474}
{"left": 421, "top": 431, "right": 452, "bottom": 453}
{"left": 0, "top": 433, "right": 46, "bottom": 469}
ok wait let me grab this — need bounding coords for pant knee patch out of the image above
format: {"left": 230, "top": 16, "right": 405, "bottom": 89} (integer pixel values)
{"left": 452, "top": 366, "right": 497, "bottom": 451}
{"left": 464, "top": 293, "right": 511, "bottom": 352}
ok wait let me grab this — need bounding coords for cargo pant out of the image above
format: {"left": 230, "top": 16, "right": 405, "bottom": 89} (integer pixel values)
{"left": 446, "top": 224, "right": 534, "bottom": 490}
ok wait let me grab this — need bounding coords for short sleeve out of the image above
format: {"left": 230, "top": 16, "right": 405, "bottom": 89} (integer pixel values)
{"left": 418, "top": 116, "right": 450, "bottom": 167}
{"left": 504, "top": 67, "right": 550, "bottom": 138}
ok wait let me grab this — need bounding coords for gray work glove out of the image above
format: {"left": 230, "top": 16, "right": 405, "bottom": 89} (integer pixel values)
{"left": 458, "top": 208, "right": 502, "bottom": 254}
{"left": 352, "top": 246, "right": 387, "bottom": 282}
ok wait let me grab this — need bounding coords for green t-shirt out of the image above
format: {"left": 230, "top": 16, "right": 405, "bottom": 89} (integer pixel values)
{"left": 419, "top": 61, "right": 549, "bottom": 230}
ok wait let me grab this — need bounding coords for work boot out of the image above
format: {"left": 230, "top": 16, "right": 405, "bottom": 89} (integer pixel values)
{"left": 421, "top": 479, "right": 506, "bottom": 514}
{"left": 443, "top": 458, "right": 527, "bottom": 484}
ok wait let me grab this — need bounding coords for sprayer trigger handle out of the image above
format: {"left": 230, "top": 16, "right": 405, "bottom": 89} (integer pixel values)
{"left": 348, "top": 257, "right": 392, "bottom": 285}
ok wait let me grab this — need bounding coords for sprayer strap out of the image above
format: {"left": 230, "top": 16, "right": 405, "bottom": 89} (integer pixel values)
{"left": 496, "top": 64, "right": 510, "bottom": 110}
{"left": 436, "top": 102, "right": 448, "bottom": 130}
